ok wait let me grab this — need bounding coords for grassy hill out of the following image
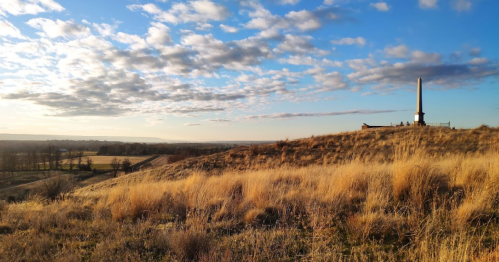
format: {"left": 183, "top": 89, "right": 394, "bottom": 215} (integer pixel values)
{"left": 1, "top": 126, "right": 499, "bottom": 261}
{"left": 81, "top": 125, "right": 499, "bottom": 191}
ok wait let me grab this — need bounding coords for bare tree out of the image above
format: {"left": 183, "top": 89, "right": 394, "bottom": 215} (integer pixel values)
{"left": 1, "top": 152, "right": 18, "bottom": 175}
{"left": 46, "top": 145, "right": 54, "bottom": 170}
{"left": 54, "top": 149, "right": 62, "bottom": 170}
{"left": 86, "top": 157, "right": 93, "bottom": 171}
{"left": 1, "top": 152, "right": 9, "bottom": 175}
{"left": 67, "top": 149, "right": 75, "bottom": 171}
{"left": 76, "top": 148, "right": 84, "bottom": 170}
{"left": 122, "top": 158, "right": 132, "bottom": 174}
{"left": 110, "top": 157, "right": 121, "bottom": 177}
{"left": 30, "top": 150, "right": 38, "bottom": 170}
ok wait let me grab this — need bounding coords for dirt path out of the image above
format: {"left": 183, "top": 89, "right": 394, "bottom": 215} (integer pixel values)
{"left": 136, "top": 155, "right": 169, "bottom": 170}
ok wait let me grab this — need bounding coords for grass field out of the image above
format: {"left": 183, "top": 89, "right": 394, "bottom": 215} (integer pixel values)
{"left": 1, "top": 126, "right": 498, "bottom": 261}
{"left": 83, "top": 155, "right": 153, "bottom": 170}
{"left": 85, "top": 155, "right": 152, "bottom": 165}
{"left": 35, "top": 155, "right": 153, "bottom": 171}
{"left": 83, "top": 151, "right": 97, "bottom": 156}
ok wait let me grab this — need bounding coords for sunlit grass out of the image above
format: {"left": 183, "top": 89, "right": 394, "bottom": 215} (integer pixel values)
{"left": 1, "top": 126, "right": 498, "bottom": 261}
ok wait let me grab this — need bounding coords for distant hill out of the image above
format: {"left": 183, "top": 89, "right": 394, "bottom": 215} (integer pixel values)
{"left": 0, "top": 133, "right": 168, "bottom": 143}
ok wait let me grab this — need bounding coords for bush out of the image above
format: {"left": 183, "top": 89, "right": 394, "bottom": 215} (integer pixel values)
{"left": 38, "top": 172, "right": 77, "bottom": 200}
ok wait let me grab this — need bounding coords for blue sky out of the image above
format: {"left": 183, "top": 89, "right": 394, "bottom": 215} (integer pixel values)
{"left": 0, "top": 0, "right": 497, "bottom": 141}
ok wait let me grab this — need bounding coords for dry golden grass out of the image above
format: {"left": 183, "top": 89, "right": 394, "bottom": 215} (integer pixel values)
{"left": 1, "top": 126, "right": 499, "bottom": 261}
{"left": 79, "top": 126, "right": 499, "bottom": 192}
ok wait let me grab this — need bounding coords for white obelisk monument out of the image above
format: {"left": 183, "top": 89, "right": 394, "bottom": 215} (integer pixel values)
{"left": 413, "top": 78, "right": 426, "bottom": 126}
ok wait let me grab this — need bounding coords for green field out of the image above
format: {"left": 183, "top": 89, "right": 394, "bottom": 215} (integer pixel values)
{"left": 85, "top": 155, "right": 151, "bottom": 165}
{"left": 37, "top": 155, "right": 153, "bottom": 171}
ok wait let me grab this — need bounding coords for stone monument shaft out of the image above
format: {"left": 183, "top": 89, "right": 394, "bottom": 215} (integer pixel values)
{"left": 417, "top": 77, "right": 422, "bottom": 113}
{"left": 414, "top": 77, "right": 426, "bottom": 126}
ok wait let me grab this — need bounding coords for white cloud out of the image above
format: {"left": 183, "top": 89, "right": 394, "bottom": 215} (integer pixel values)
{"left": 322, "top": 58, "right": 343, "bottom": 67}
{"left": 26, "top": 18, "right": 90, "bottom": 38}
{"left": 385, "top": 45, "right": 409, "bottom": 58}
{"left": 468, "top": 57, "right": 488, "bottom": 65}
{"left": 419, "top": 0, "right": 438, "bottom": 9}
{"left": 0, "top": 0, "right": 64, "bottom": 16}
{"left": 246, "top": 14, "right": 288, "bottom": 31}
{"left": 220, "top": 24, "right": 238, "bottom": 33}
{"left": 195, "top": 23, "right": 213, "bottom": 31}
{"left": 410, "top": 50, "right": 442, "bottom": 63}
{"left": 113, "top": 32, "right": 148, "bottom": 50}
{"left": 331, "top": 37, "right": 366, "bottom": 46}
{"left": 236, "top": 74, "right": 257, "bottom": 82}
{"left": 452, "top": 0, "right": 472, "bottom": 12}
{"left": 146, "top": 22, "right": 171, "bottom": 47}
{"left": 243, "top": 3, "right": 337, "bottom": 33}
{"left": 280, "top": 0, "right": 300, "bottom": 5}
{"left": 370, "top": 2, "right": 390, "bottom": 11}
{"left": 92, "top": 22, "right": 118, "bottom": 37}
{"left": 191, "top": 0, "right": 228, "bottom": 20}
{"left": 275, "top": 34, "right": 328, "bottom": 56}
{"left": 279, "top": 55, "right": 342, "bottom": 67}
{"left": 0, "top": 19, "right": 25, "bottom": 38}
{"left": 127, "top": 1, "right": 229, "bottom": 25}
{"left": 305, "top": 67, "right": 349, "bottom": 92}
{"left": 285, "top": 10, "right": 321, "bottom": 31}
{"left": 346, "top": 57, "right": 377, "bottom": 71}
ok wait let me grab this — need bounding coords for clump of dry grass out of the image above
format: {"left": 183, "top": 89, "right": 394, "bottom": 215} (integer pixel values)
{"left": 168, "top": 230, "right": 211, "bottom": 261}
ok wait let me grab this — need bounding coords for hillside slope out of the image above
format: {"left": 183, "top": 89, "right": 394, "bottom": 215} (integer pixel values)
{"left": 3, "top": 125, "right": 499, "bottom": 261}
{"left": 79, "top": 125, "right": 499, "bottom": 193}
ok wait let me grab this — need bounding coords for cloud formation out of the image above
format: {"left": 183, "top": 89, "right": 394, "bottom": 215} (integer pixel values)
{"left": 331, "top": 37, "right": 366, "bottom": 46}
{"left": 0, "top": 0, "right": 496, "bottom": 125}
{"left": 370, "top": 2, "right": 390, "bottom": 11}
{"left": 347, "top": 60, "right": 499, "bottom": 88}
{"left": 238, "top": 109, "right": 401, "bottom": 121}
{"left": 220, "top": 24, "right": 238, "bottom": 33}
{"left": 127, "top": 1, "right": 229, "bottom": 25}
{"left": 0, "top": 0, "right": 64, "bottom": 16}
{"left": 385, "top": 45, "right": 409, "bottom": 58}
{"left": 419, "top": 0, "right": 438, "bottom": 9}
{"left": 452, "top": 0, "right": 472, "bottom": 12}
{"left": 0, "top": 19, "right": 24, "bottom": 38}
{"left": 27, "top": 18, "right": 90, "bottom": 38}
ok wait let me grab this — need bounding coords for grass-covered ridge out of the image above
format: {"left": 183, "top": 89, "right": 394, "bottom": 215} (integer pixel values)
{"left": 1, "top": 126, "right": 499, "bottom": 261}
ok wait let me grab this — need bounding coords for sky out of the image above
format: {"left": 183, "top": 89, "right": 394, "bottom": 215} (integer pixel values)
{"left": 0, "top": 0, "right": 497, "bottom": 141}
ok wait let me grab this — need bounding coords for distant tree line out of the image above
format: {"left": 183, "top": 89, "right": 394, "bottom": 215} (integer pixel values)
{"left": 0, "top": 145, "right": 92, "bottom": 175}
{"left": 97, "top": 143, "right": 235, "bottom": 157}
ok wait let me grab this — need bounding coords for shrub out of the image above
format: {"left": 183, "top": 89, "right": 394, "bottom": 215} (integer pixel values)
{"left": 38, "top": 172, "right": 77, "bottom": 200}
